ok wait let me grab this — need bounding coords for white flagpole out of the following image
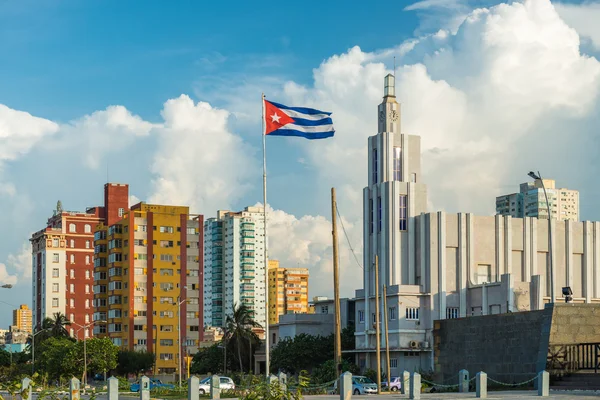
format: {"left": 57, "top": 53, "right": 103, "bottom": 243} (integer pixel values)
{"left": 262, "top": 93, "right": 270, "bottom": 377}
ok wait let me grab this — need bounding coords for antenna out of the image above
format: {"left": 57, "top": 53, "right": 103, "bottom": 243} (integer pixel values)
{"left": 393, "top": 56, "right": 396, "bottom": 76}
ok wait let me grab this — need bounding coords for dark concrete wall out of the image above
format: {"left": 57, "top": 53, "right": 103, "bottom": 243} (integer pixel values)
{"left": 434, "top": 304, "right": 600, "bottom": 384}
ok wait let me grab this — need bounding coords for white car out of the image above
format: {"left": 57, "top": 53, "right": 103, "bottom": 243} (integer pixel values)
{"left": 198, "top": 376, "right": 235, "bottom": 395}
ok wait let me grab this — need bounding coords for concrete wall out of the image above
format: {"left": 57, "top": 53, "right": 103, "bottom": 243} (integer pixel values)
{"left": 434, "top": 304, "right": 600, "bottom": 383}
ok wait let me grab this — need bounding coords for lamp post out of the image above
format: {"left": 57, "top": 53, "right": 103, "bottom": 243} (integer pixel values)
{"left": 173, "top": 291, "right": 187, "bottom": 388}
{"left": 528, "top": 171, "right": 554, "bottom": 302}
{"left": 73, "top": 320, "right": 107, "bottom": 386}
{"left": 31, "top": 328, "right": 51, "bottom": 375}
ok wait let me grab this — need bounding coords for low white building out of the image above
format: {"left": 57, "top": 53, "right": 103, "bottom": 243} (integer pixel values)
{"left": 354, "top": 74, "right": 600, "bottom": 376}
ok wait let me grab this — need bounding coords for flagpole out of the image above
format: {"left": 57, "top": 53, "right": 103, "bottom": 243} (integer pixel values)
{"left": 262, "top": 93, "right": 270, "bottom": 378}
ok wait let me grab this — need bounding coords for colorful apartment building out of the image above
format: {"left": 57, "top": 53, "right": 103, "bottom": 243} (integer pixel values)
{"left": 93, "top": 202, "right": 204, "bottom": 375}
{"left": 12, "top": 305, "right": 32, "bottom": 334}
{"left": 268, "top": 260, "right": 309, "bottom": 325}
{"left": 31, "top": 183, "right": 129, "bottom": 339}
{"left": 203, "top": 207, "right": 267, "bottom": 330}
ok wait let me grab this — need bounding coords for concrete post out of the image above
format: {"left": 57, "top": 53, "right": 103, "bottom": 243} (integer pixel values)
{"left": 21, "top": 377, "right": 32, "bottom": 400}
{"left": 210, "top": 375, "right": 221, "bottom": 400}
{"left": 278, "top": 372, "right": 287, "bottom": 392}
{"left": 476, "top": 372, "right": 487, "bottom": 398}
{"left": 70, "top": 378, "right": 81, "bottom": 400}
{"left": 268, "top": 375, "right": 278, "bottom": 386}
{"left": 401, "top": 371, "right": 410, "bottom": 395}
{"left": 107, "top": 377, "right": 119, "bottom": 400}
{"left": 537, "top": 371, "right": 549, "bottom": 397}
{"left": 188, "top": 376, "right": 199, "bottom": 400}
{"left": 139, "top": 376, "right": 150, "bottom": 400}
{"left": 409, "top": 372, "right": 421, "bottom": 400}
{"left": 339, "top": 372, "right": 352, "bottom": 400}
{"left": 459, "top": 369, "right": 469, "bottom": 393}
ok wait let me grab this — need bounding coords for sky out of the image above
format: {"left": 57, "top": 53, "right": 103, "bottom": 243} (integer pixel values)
{"left": 1, "top": 0, "right": 600, "bottom": 326}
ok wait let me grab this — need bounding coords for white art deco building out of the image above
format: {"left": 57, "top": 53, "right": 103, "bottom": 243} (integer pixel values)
{"left": 353, "top": 74, "right": 600, "bottom": 375}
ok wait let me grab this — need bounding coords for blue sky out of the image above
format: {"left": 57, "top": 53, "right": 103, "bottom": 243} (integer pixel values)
{"left": 2, "top": 0, "right": 600, "bottom": 326}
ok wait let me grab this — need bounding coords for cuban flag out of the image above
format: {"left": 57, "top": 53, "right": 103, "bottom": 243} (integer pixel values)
{"left": 263, "top": 99, "right": 335, "bottom": 140}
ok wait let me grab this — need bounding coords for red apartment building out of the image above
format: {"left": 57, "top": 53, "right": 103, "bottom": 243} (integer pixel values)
{"left": 31, "top": 183, "right": 129, "bottom": 339}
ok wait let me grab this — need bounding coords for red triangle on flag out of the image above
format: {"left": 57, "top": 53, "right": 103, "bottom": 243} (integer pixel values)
{"left": 264, "top": 100, "right": 295, "bottom": 135}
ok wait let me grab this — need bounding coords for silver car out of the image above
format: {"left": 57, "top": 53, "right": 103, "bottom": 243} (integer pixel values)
{"left": 198, "top": 376, "right": 235, "bottom": 395}
{"left": 333, "top": 375, "right": 378, "bottom": 395}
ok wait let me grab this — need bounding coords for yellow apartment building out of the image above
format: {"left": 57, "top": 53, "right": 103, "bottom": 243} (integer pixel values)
{"left": 13, "top": 305, "right": 32, "bottom": 334}
{"left": 268, "top": 260, "right": 309, "bottom": 325}
{"left": 93, "top": 202, "right": 204, "bottom": 375}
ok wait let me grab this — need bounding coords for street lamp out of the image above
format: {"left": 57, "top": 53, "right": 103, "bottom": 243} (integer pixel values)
{"left": 73, "top": 320, "right": 107, "bottom": 386}
{"left": 174, "top": 294, "right": 187, "bottom": 388}
{"left": 31, "top": 328, "right": 51, "bottom": 374}
{"left": 528, "top": 171, "right": 554, "bottom": 302}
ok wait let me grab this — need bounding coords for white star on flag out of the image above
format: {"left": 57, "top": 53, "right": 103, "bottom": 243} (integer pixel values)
{"left": 270, "top": 112, "right": 281, "bottom": 123}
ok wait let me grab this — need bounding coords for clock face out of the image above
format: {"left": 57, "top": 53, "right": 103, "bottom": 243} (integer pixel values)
{"left": 390, "top": 110, "right": 399, "bottom": 122}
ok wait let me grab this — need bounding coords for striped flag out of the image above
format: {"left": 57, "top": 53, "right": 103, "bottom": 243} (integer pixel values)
{"left": 263, "top": 99, "right": 335, "bottom": 140}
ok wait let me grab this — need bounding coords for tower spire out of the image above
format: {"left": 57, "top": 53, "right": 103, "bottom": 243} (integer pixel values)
{"left": 384, "top": 74, "right": 395, "bottom": 98}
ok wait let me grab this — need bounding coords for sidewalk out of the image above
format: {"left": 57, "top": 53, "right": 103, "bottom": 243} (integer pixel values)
{"left": 307, "top": 391, "right": 600, "bottom": 399}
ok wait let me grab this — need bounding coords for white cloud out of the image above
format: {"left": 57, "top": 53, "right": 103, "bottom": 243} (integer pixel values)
{"left": 129, "top": 194, "right": 141, "bottom": 208}
{"left": 148, "top": 95, "right": 259, "bottom": 214}
{"left": 405, "top": 0, "right": 465, "bottom": 11}
{"left": 555, "top": 1, "right": 600, "bottom": 50}
{"left": 54, "top": 105, "right": 156, "bottom": 169}
{"left": 0, "top": 241, "right": 32, "bottom": 286}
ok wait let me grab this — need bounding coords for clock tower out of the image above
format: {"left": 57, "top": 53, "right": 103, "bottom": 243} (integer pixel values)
{"left": 361, "top": 74, "right": 429, "bottom": 351}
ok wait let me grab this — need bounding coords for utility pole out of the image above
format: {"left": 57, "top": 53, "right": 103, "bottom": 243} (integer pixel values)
{"left": 383, "top": 285, "right": 391, "bottom": 391}
{"left": 331, "top": 188, "right": 342, "bottom": 383}
{"left": 374, "top": 255, "right": 381, "bottom": 394}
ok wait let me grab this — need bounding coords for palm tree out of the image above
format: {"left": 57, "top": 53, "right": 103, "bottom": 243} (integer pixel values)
{"left": 42, "top": 312, "right": 71, "bottom": 338}
{"left": 225, "top": 303, "right": 262, "bottom": 372}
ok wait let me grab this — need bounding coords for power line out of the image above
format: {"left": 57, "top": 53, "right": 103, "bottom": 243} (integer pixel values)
{"left": 335, "top": 202, "right": 363, "bottom": 270}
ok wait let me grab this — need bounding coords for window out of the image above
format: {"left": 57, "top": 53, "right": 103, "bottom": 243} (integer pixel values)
{"left": 69, "top": 223, "right": 76, "bottom": 233}
{"left": 358, "top": 310, "right": 364, "bottom": 323}
{"left": 160, "top": 268, "right": 174, "bottom": 276}
{"left": 70, "top": 239, "right": 75, "bottom": 248}
{"left": 160, "top": 325, "right": 173, "bottom": 332}
{"left": 406, "top": 307, "right": 419, "bottom": 320}
{"left": 52, "top": 298, "right": 59, "bottom": 307}
{"left": 189, "top": 270, "right": 199, "bottom": 276}
{"left": 137, "top": 310, "right": 147, "bottom": 317}
{"left": 118, "top": 208, "right": 125, "bottom": 217}
{"left": 320, "top": 305, "right": 329, "bottom": 314}
{"left": 85, "top": 285, "right": 90, "bottom": 293}
{"left": 52, "top": 283, "right": 59, "bottom": 292}
{"left": 369, "top": 199, "right": 373, "bottom": 234}
{"left": 378, "top": 196, "right": 382, "bottom": 232}
{"left": 70, "top": 284, "right": 75, "bottom": 293}
{"left": 159, "top": 353, "right": 173, "bottom": 360}
{"left": 390, "top": 358, "right": 398, "bottom": 368}
{"left": 85, "top": 314, "right": 90, "bottom": 323}
{"left": 137, "top": 225, "right": 147, "bottom": 232}
{"left": 188, "top": 298, "right": 199, "bottom": 305}
{"left": 160, "top": 339, "right": 174, "bottom": 346}
{"left": 187, "top": 227, "right": 196, "bottom": 235}
{"left": 84, "top": 224, "right": 91, "bottom": 233}
{"left": 389, "top": 307, "right": 397, "bottom": 320}
{"left": 160, "top": 282, "right": 174, "bottom": 291}
{"left": 160, "top": 311, "right": 174, "bottom": 318}
{"left": 85, "top": 299, "right": 90, "bottom": 309}
{"left": 187, "top": 311, "right": 195, "bottom": 319}
{"left": 52, "top": 253, "right": 59, "bottom": 263}
{"left": 70, "top": 269, "right": 75, "bottom": 278}
{"left": 159, "top": 226, "right": 174, "bottom": 233}
{"left": 160, "top": 240, "right": 174, "bottom": 248}
{"left": 372, "top": 148, "right": 378, "bottom": 184}
{"left": 70, "top": 298, "right": 75, "bottom": 308}
{"left": 52, "top": 268, "right": 59, "bottom": 278}
{"left": 405, "top": 351, "right": 418, "bottom": 357}
{"left": 134, "top": 325, "right": 144, "bottom": 331}
{"left": 393, "top": 146, "right": 402, "bottom": 181}
{"left": 137, "top": 339, "right": 147, "bottom": 345}
{"left": 85, "top": 270, "right": 90, "bottom": 279}
{"left": 160, "top": 254, "right": 174, "bottom": 262}
{"left": 189, "top": 326, "right": 199, "bottom": 332}
{"left": 399, "top": 195, "right": 407, "bottom": 231}
{"left": 85, "top": 240, "right": 90, "bottom": 249}
{"left": 446, "top": 307, "right": 459, "bottom": 319}
{"left": 160, "top": 297, "right": 174, "bottom": 304}
{"left": 53, "top": 238, "right": 59, "bottom": 247}
{"left": 411, "top": 173, "right": 416, "bottom": 183}
{"left": 70, "top": 254, "right": 75, "bottom": 264}
{"left": 476, "top": 264, "right": 492, "bottom": 284}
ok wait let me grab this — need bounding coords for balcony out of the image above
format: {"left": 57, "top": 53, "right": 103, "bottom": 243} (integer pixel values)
{"left": 241, "top": 271, "right": 255, "bottom": 280}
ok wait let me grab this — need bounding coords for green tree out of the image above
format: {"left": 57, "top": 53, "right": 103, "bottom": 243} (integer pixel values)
{"left": 36, "top": 337, "right": 81, "bottom": 381}
{"left": 116, "top": 350, "right": 155, "bottom": 377}
{"left": 0, "top": 348, "right": 11, "bottom": 367}
{"left": 42, "top": 312, "right": 71, "bottom": 338}
{"left": 312, "top": 359, "right": 360, "bottom": 384}
{"left": 190, "top": 344, "right": 228, "bottom": 374}
{"left": 82, "top": 337, "right": 118, "bottom": 380}
{"left": 225, "top": 303, "right": 262, "bottom": 372}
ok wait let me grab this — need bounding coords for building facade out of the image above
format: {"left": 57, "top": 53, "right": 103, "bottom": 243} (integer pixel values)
{"left": 354, "top": 74, "right": 600, "bottom": 377}
{"left": 496, "top": 179, "right": 579, "bottom": 221}
{"left": 30, "top": 183, "right": 129, "bottom": 339}
{"left": 13, "top": 305, "right": 32, "bottom": 334}
{"left": 203, "top": 206, "right": 267, "bottom": 330}
{"left": 268, "top": 260, "right": 309, "bottom": 325}
{"left": 93, "top": 202, "right": 204, "bottom": 374}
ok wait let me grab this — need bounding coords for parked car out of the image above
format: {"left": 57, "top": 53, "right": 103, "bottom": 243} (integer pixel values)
{"left": 198, "top": 376, "right": 235, "bottom": 395}
{"left": 333, "top": 375, "right": 378, "bottom": 395}
{"left": 129, "top": 378, "right": 176, "bottom": 392}
{"left": 382, "top": 377, "right": 401, "bottom": 391}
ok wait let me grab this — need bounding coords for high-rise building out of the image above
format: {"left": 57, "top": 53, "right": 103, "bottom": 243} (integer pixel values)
{"left": 203, "top": 206, "right": 267, "bottom": 330}
{"left": 268, "top": 260, "right": 309, "bottom": 325}
{"left": 496, "top": 179, "right": 579, "bottom": 221}
{"left": 93, "top": 202, "right": 204, "bottom": 374}
{"left": 31, "top": 183, "right": 129, "bottom": 339}
{"left": 13, "top": 305, "right": 32, "bottom": 334}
